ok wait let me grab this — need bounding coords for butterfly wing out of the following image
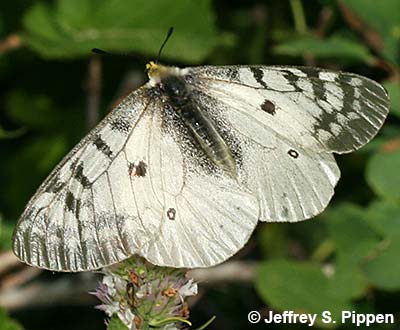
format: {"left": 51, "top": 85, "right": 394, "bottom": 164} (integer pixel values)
{"left": 133, "top": 100, "right": 259, "bottom": 268}
{"left": 12, "top": 88, "right": 151, "bottom": 271}
{"left": 192, "top": 65, "right": 389, "bottom": 153}
{"left": 189, "top": 65, "right": 389, "bottom": 222}
{"left": 13, "top": 86, "right": 259, "bottom": 271}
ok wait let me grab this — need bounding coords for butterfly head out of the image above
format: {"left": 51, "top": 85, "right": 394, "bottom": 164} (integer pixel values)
{"left": 146, "top": 61, "right": 166, "bottom": 79}
{"left": 146, "top": 61, "right": 186, "bottom": 86}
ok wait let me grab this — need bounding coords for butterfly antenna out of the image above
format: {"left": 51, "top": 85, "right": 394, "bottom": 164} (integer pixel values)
{"left": 91, "top": 48, "right": 134, "bottom": 58}
{"left": 91, "top": 48, "right": 110, "bottom": 55}
{"left": 156, "top": 27, "right": 174, "bottom": 64}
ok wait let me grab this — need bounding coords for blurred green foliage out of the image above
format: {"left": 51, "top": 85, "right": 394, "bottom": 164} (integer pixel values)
{"left": 0, "top": 215, "right": 14, "bottom": 251}
{"left": 22, "top": 0, "right": 220, "bottom": 61}
{"left": 0, "top": 0, "right": 399, "bottom": 329}
{"left": 0, "top": 308, "right": 22, "bottom": 330}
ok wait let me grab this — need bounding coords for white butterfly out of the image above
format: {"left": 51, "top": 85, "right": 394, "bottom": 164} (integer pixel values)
{"left": 13, "top": 61, "right": 390, "bottom": 271}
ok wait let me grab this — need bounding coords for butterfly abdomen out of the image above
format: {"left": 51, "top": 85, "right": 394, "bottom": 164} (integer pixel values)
{"left": 161, "top": 74, "right": 237, "bottom": 177}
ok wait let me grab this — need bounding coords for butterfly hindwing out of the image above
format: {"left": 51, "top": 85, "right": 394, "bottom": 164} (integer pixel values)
{"left": 135, "top": 101, "right": 259, "bottom": 268}
{"left": 189, "top": 84, "right": 340, "bottom": 222}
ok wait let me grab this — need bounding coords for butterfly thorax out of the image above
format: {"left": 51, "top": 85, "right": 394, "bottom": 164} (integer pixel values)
{"left": 146, "top": 62, "right": 237, "bottom": 177}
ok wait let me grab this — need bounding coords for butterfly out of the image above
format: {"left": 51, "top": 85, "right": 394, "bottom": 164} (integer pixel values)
{"left": 12, "top": 59, "right": 390, "bottom": 272}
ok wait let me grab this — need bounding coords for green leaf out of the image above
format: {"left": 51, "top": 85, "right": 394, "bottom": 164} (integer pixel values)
{"left": 274, "top": 34, "right": 373, "bottom": 63}
{"left": 362, "top": 202, "right": 400, "bottom": 290}
{"left": 384, "top": 82, "right": 400, "bottom": 118}
{"left": 327, "top": 259, "right": 369, "bottom": 300}
{"left": 0, "top": 307, "right": 23, "bottom": 330}
{"left": 107, "top": 314, "right": 129, "bottom": 330}
{"left": 322, "top": 204, "right": 379, "bottom": 299}
{"left": 324, "top": 204, "right": 380, "bottom": 264}
{"left": 22, "top": 0, "right": 218, "bottom": 62}
{"left": 363, "top": 240, "right": 400, "bottom": 290}
{"left": 366, "top": 201, "right": 400, "bottom": 238}
{"left": 341, "top": 0, "right": 400, "bottom": 63}
{"left": 0, "top": 215, "right": 14, "bottom": 251}
{"left": 255, "top": 259, "right": 352, "bottom": 327}
{"left": 366, "top": 149, "right": 400, "bottom": 202}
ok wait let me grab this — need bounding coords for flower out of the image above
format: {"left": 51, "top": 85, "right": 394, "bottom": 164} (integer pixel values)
{"left": 92, "top": 257, "right": 197, "bottom": 330}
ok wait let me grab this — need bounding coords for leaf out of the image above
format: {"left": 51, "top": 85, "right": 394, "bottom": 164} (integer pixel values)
{"left": 22, "top": 0, "right": 218, "bottom": 62}
{"left": 384, "top": 82, "right": 400, "bottom": 118}
{"left": 327, "top": 259, "right": 369, "bottom": 300}
{"left": 362, "top": 202, "right": 400, "bottom": 290}
{"left": 324, "top": 204, "right": 380, "bottom": 264}
{"left": 107, "top": 314, "right": 129, "bottom": 330}
{"left": 366, "top": 148, "right": 400, "bottom": 202}
{"left": 322, "top": 204, "right": 379, "bottom": 299}
{"left": 256, "top": 259, "right": 352, "bottom": 327}
{"left": 0, "top": 307, "right": 23, "bottom": 330}
{"left": 274, "top": 34, "right": 373, "bottom": 63}
{"left": 0, "top": 215, "right": 14, "bottom": 251}
{"left": 363, "top": 240, "right": 400, "bottom": 290}
{"left": 366, "top": 201, "right": 400, "bottom": 238}
{"left": 341, "top": 0, "right": 400, "bottom": 63}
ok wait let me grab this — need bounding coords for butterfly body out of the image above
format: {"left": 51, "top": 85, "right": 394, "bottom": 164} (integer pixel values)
{"left": 150, "top": 64, "right": 238, "bottom": 177}
{"left": 13, "top": 62, "right": 390, "bottom": 272}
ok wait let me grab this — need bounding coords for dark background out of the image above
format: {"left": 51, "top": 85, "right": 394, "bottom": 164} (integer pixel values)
{"left": 0, "top": 0, "right": 399, "bottom": 329}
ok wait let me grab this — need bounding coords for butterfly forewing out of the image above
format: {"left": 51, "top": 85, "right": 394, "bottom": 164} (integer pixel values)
{"left": 192, "top": 65, "right": 389, "bottom": 153}
{"left": 13, "top": 62, "right": 390, "bottom": 271}
{"left": 13, "top": 88, "right": 151, "bottom": 271}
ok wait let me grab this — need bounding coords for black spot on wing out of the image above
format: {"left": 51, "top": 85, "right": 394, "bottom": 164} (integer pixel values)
{"left": 129, "top": 161, "right": 147, "bottom": 177}
{"left": 93, "top": 135, "right": 113, "bottom": 158}
{"left": 311, "top": 80, "right": 328, "bottom": 103}
{"left": 261, "top": 100, "right": 276, "bottom": 115}
{"left": 74, "top": 163, "right": 91, "bottom": 187}
{"left": 288, "top": 149, "right": 299, "bottom": 159}
{"left": 167, "top": 208, "right": 176, "bottom": 220}
{"left": 250, "top": 67, "right": 268, "bottom": 88}
{"left": 297, "top": 67, "right": 321, "bottom": 78}
{"left": 65, "top": 191, "right": 81, "bottom": 218}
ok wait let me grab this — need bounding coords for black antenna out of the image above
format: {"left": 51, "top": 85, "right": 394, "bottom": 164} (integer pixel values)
{"left": 91, "top": 48, "right": 133, "bottom": 57}
{"left": 92, "top": 26, "right": 174, "bottom": 61}
{"left": 156, "top": 27, "right": 174, "bottom": 64}
{"left": 91, "top": 48, "right": 109, "bottom": 55}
